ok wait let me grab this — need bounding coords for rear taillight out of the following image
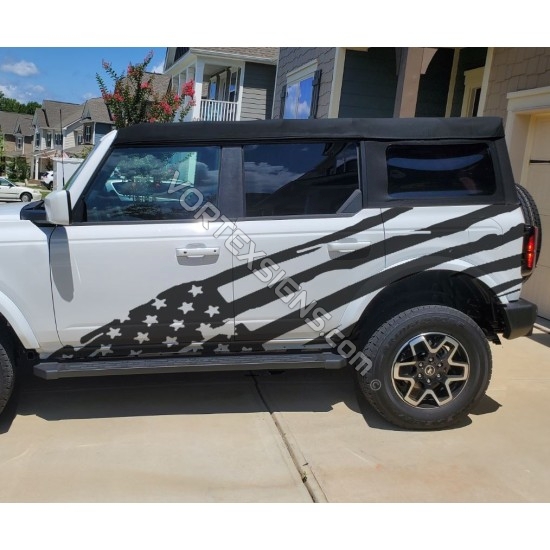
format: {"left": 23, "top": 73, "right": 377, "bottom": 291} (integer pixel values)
{"left": 522, "top": 225, "right": 539, "bottom": 276}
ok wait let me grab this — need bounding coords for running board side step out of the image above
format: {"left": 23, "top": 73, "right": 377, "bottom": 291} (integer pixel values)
{"left": 34, "top": 353, "right": 347, "bottom": 380}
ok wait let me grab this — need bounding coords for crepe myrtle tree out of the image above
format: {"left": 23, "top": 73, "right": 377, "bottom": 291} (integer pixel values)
{"left": 96, "top": 51, "right": 195, "bottom": 129}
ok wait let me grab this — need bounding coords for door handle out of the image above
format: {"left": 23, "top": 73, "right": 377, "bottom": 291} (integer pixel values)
{"left": 176, "top": 247, "right": 220, "bottom": 258}
{"left": 327, "top": 241, "right": 371, "bottom": 253}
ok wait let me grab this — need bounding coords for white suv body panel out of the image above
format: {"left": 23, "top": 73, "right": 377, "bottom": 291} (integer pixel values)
{"left": 50, "top": 220, "right": 234, "bottom": 354}
{"left": 232, "top": 209, "right": 385, "bottom": 342}
{"left": 0, "top": 219, "right": 60, "bottom": 350}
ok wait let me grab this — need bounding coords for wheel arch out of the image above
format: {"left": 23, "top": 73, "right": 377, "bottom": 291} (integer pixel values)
{"left": 348, "top": 269, "right": 503, "bottom": 346}
{"left": 0, "top": 291, "right": 40, "bottom": 350}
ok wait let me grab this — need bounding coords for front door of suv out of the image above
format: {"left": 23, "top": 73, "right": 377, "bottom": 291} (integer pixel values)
{"left": 231, "top": 141, "right": 386, "bottom": 350}
{"left": 49, "top": 144, "right": 235, "bottom": 360}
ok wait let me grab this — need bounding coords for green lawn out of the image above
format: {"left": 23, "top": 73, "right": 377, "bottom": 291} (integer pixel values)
{"left": 24, "top": 182, "right": 51, "bottom": 200}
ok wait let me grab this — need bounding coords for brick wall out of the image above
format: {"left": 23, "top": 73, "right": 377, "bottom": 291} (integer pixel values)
{"left": 272, "top": 48, "right": 336, "bottom": 119}
{"left": 484, "top": 48, "right": 550, "bottom": 122}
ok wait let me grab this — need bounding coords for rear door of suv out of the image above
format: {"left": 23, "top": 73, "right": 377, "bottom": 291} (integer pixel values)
{"left": 366, "top": 139, "right": 522, "bottom": 292}
{"left": 231, "top": 140, "right": 386, "bottom": 349}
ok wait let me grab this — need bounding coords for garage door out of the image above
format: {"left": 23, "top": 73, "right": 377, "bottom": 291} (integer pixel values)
{"left": 521, "top": 114, "right": 550, "bottom": 319}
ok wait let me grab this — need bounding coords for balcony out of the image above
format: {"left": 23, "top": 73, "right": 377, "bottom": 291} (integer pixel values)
{"left": 199, "top": 99, "right": 238, "bottom": 122}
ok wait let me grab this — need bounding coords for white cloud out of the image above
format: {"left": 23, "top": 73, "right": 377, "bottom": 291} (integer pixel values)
{"left": 244, "top": 161, "right": 301, "bottom": 194}
{"left": 151, "top": 62, "right": 164, "bottom": 74}
{"left": 0, "top": 83, "right": 18, "bottom": 97}
{"left": 0, "top": 83, "right": 44, "bottom": 102}
{"left": 0, "top": 60, "right": 39, "bottom": 76}
{"left": 83, "top": 92, "right": 95, "bottom": 100}
{"left": 27, "top": 84, "right": 45, "bottom": 94}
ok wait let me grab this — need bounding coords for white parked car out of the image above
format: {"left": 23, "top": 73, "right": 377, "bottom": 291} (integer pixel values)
{"left": 0, "top": 177, "right": 42, "bottom": 203}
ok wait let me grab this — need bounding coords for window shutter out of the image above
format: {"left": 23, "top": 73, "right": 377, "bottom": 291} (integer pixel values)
{"left": 279, "top": 84, "right": 287, "bottom": 119}
{"left": 309, "top": 69, "right": 322, "bottom": 119}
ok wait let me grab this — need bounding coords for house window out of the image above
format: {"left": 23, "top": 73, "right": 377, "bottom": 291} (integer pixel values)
{"left": 55, "top": 133, "right": 62, "bottom": 146}
{"left": 77, "top": 134, "right": 83, "bottom": 145}
{"left": 208, "top": 81, "right": 217, "bottom": 100}
{"left": 16, "top": 137, "right": 23, "bottom": 150}
{"left": 281, "top": 62, "right": 322, "bottom": 119}
{"left": 228, "top": 70, "right": 239, "bottom": 102}
{"left": 46, "top": 132, "right": 52, "bottom": 148}
{"left": 35, "top": 133, "right": 40, "bottom": 147}
{"left": 84, "top": 125, "right": 92, "bottom": 144}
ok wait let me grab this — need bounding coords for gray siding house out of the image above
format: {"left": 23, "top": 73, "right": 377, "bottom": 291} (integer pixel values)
{"left": 31, "top": 100, "right": 82, "bottom": 178}
{"left": 31, "top": 98, "right": 115, "bottom": 178}
{"left": 273, "top": 47, "right": 488, "bottom": 120}
{"left": 64, "top": 97, "right": 114, "bottom": 156}
{"left": 163, "top": 47, "right": 278, "bottom": 121}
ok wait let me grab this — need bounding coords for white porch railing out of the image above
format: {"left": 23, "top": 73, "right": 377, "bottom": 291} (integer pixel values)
{"left": 199, "top": 99, "right": 238, "bottom": 122}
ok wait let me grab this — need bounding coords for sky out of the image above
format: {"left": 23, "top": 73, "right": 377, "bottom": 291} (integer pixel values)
{"left": 0, "top": 48, "right": 165, "bottom": 105}
{"left": 0, "top": 0, "right": 540, "bottom": 110}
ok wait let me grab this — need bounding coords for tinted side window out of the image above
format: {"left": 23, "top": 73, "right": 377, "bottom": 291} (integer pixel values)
{"left": 82, "top": 146, "right": 220, "bottom": 222}
{"left": 387, "top": 143, "right": 496, "bottom": 198}
{"left": 244, "top": 142, "right": 360, "bottom": 217}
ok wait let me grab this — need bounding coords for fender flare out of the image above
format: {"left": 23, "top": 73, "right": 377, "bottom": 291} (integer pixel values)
{"left": 0, "top": 291, "right": 40, "bottom": 350}
{"left": 339, "top": 257, "right": 510, "bottom": 330}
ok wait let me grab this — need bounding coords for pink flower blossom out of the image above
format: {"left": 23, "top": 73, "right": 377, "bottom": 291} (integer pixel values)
{"left": 182, "top": 80, "right": 195, "bottom": 98}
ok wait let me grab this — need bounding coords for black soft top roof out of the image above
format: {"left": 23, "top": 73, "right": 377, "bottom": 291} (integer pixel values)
{"left": 114, "top": 117, "right": 504, "bottom": 146}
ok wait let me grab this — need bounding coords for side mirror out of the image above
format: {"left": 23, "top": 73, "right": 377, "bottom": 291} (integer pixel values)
{"left": 44, "top": 190, "right": 72, "bottom": 225}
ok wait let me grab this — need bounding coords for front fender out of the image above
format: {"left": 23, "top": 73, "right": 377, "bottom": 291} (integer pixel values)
{"left": 0, "top": 291, "right": 40, "bottom": 349}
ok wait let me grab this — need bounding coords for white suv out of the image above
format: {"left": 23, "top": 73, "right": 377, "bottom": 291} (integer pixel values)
{"left": 0, "top": 117, "right": 541, "bottom": 429}
{"left": 40, "top": 170, "right": 54, "bottom": 190}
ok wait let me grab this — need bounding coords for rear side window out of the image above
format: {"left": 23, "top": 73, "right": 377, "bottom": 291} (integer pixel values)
{"left": 243, "top": 142, "right": 360, "bottom": 217}
{"left": 387, "top": 143, "right": 496, "bottom": 198}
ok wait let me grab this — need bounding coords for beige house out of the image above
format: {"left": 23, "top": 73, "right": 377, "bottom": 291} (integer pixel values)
{"left": 481, "top": 48, "right": 550, "bottom": 319}
{"left": 0, "top": 111, "right": 34, "bottom": 164}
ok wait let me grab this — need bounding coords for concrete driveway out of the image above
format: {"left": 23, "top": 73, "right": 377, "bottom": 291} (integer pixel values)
{"left": 1, "top": 328, "right": 549, "bottom": 502}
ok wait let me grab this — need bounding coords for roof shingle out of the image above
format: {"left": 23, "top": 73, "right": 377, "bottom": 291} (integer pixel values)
{"left": 82, "top": 97, "right": 113, "bottom": 124}
{"left": 0, "top": 111, "right": 34, "bottom": 137}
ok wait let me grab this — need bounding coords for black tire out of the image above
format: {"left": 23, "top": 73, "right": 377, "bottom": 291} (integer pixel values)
{"left": 0, "top": 332, "right": 15, "bottom": 416}
{"left": 20, "top": 193, "right": 32, "bottom": 203}
{"left": 356, "top": 305, "right": 492, "bottom": 430}
{"left": 516, "top": 183, "right": 542, "bottom": 264}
